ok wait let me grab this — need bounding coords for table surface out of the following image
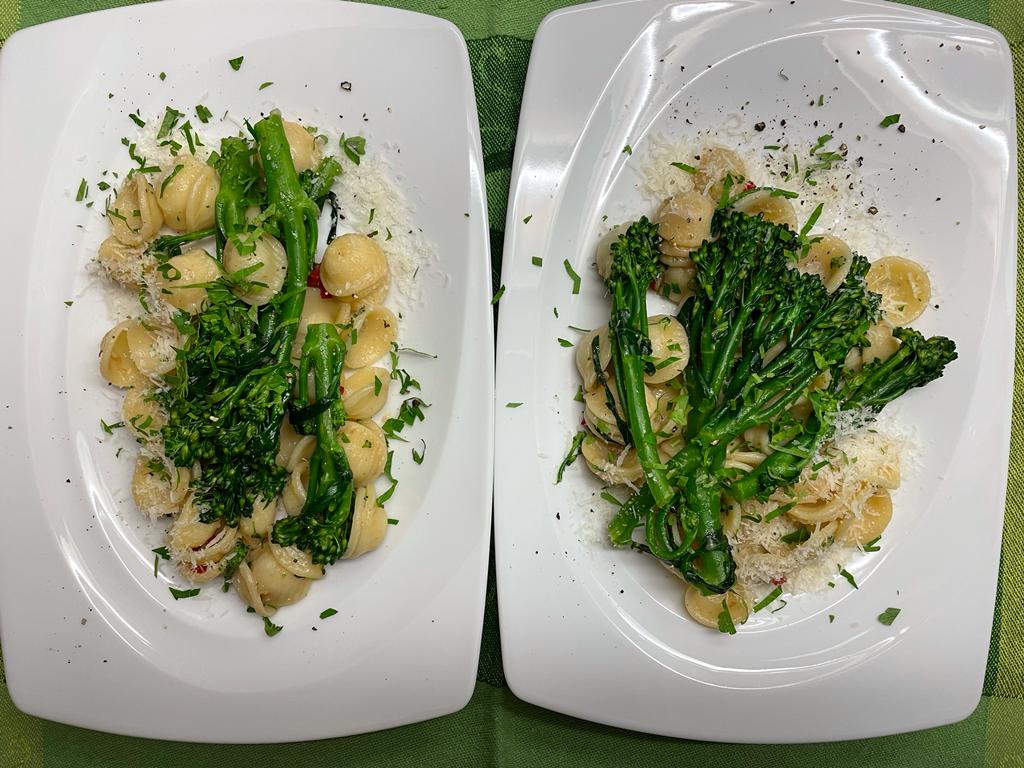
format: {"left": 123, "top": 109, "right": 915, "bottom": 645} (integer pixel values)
{"left": 0, "top": 0, "right": 1021, "bottom": 765}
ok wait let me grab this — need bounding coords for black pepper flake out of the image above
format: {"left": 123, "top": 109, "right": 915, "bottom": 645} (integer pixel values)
{"left": 868, "top": 206, "right": 878, "bottom": 215}
{"left": 956, "top": 44, "right": 961, "bottom": 50}
{"left": 339, "top": 81, "right": 352, "bottom": 91}
{"left": 65, "top": 478, "right": 71, "bottom": 483}
{"left": 754, "top": 121, "right": 765, "bottom": 131}
{"left": 897, "top": 124, "right": 906, "bottom": 133}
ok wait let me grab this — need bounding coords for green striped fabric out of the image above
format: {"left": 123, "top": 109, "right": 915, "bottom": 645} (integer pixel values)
{"left": 1, "top": 0, "right": 1022, "bottom": 765}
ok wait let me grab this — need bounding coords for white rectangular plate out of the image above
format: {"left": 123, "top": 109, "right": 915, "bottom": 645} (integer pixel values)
{"left": 494, "top": 0, "right": 1015, "bottom": 743}
{"left": 0, "top": 0, "right": 493, "bottom": 743}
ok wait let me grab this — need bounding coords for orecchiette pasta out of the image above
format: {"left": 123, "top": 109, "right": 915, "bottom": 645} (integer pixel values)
{"left": 575, "top": 325, "right": 611, "bottom": 391}
{"left": 733, "top": 189, "right": 797, "bottom": 230}
{"left": 293, "top": 287, "right": 352, "bottom": 359}
{"left": 595, "top": 223, "right": 629, "bottom": 279}
{"left": 655, "top": 192, "right": 714, "bottom": 261}
{"left": 583, "top": 378, "right": 656, "bottom": 444}
{"left": 157, "top": 157, "right": 219, "bottom": 232}
{"left": 862, "top": 322, "right": 900, "bottom": 365}
{"left": 837, "top": 491, "right": 893, "bottom": 546}
{"left": 320, "top": 233, "right": 389, "bottom": 300}
{"left": 338, "top": 420, "right": 388, "bottom": 486}
{"left": 341, "top": 366, "right": 391, "bottom": 420}
{"left": 866, "top": 256, "right": 931, "bottom": 326}
{"left": 224, "top": 234, "right": 287, "bottom": 306}
{"left": 693, "top": 146, "right": 747, "bottom": 201}
{"left": 797, "top": 235, "right": 853, "bottom": 293}
{"left": 109, "top": 174, "right": 164, "bottom": 246}
{"left": 124, "top": 321, "right": 177, "bottom": 378}
{"left": 344, "top": 487, "right": 388, "bottom": 559}
{"left": 684, "top": 585, "right": 749, "bottom": 629}
{"left": 581, "top": 434, "right": 643, "bottom": 486}
{"left": 171, "top": 493, "right": 239, "bottom": 583}
{"left": 158, "top": 249, "right": 220, "bottom": 314}
{"left": 269, "top": 540, "right": 325, "bottom": 580}
{"left": 644, "top": 315, "right": 689, "bottom": 384}
{"left": 97, "top": 236, "right": 144, "bottom": 287}
{"left": 99, "top": 321, "right": 150, "bottom": 388}
{"left": 239, "top": 497, "right": 277, "bottom": 547}
{"left": 346, "top": 307, "right": 398, "bottom": 369}
{"left": 122, "top": 388, "right": 165, "bottom": 441}
{"left": 131, "top": 456, "right": 189, "bottom": 517}
{"left": 247, "top": 544, "right": 311, "bottom": 607}
{"left": 282, "top": 120, "right": 320, "bottom": 173}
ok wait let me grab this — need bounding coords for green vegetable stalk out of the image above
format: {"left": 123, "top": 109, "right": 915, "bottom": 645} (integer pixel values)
{"left": 273, "top": 324, "right": 355, "bottom": 564}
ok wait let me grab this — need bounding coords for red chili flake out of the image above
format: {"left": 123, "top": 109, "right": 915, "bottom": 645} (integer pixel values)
{"left": 744, "top": 181, "right": 756, "bottom": 191}
{"left": 770, "top": 575, "right": 787, "bottom": 586}
{"left": 649, "top": 279, "right": 658, "bottom": 291}
{"left": 306, "top": 263, "right": 331, "bottom": 298}
{"left": 192, "top": 563, "right": 208, "bottom": 575}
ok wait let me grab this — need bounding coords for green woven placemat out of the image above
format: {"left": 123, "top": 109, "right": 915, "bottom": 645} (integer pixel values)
{"left": 1, "top": 0, "right": 1022, "bottom": 765}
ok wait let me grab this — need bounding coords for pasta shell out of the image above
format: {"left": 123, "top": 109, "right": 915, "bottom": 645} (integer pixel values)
{"left": 575, "top": 325, "right": 611, "bottom": 392}
{"left": 693, "top": 146, "right": 747, "bottom": 201}
{"left": 343, "top": 271, "right": 391, "bottom": 316}
{"left": 281, "top": 460, "right": 309, "bottom": 517}
{"left": 248, "top": 545, "right": 311, "bottom": 607}
{"left": 122, "top": 388, "right": 166, "bottom": 441}
{"left": 583, "top": 377, "right": 656, "bottom": 444}
{"left": 337, "top": 420, "right": 387, "bottom": 486}
{"left": 97, "top": 236, "right": 144, "bottom": 287}
{"left": 346, "top": 307, "right": 398, "bottom": 369}
{"left": 644, "top": 315, "right": 689, "bottom": 384}
{"left": 293, "top": 287, "right": 351, "bottom": 360}
{"left": 684, "top": 585, "right": 749, "bottom": 629}
{"left": 733, "top": 190, "right": 797, "bottom": 230}
{"left": 656, "top": 265, "right": 696, "bottom": 304}
{"left": 649, "top": 384, "right": 684, "bottom": 443}
{"left": 270, "top": 540, "right": 325, "bottom": 580}
{"left": 320, "top": 233, "right": 389, "bottom": 299}
{"left": 224, "top": 234, "right": 287, "bottom": 306}
{"left": 233, "top": 561, "right": 271, "bottom": 616}
{"left": 124, "top": 321, "right": 177, "bottom": 378}
{"left": 595, "top": 223, "right": 629, "bottom": 279}
{"left": 837, "top": 491, "right": 893, "bottom": 546}
{"left": 655, "top": 192, "right": 714, "bottom": 252}
{"left": 866, "top": 256, "right": 931, "bottom": 325}
{"left": 282, "top": 120, "right": 321, "bottom": 173}
{"left": 344, "top": 486, "right": 388, "bottom": 559}
{"left": 580, "top": 434, "right": 643, "bottom": 485}
{"left": 158, "top": 249, "right": 220, "bottom": 315}
{"left": 157, "top": 157, "right": 219, "bottom": 232}
{"left": 99, "top": 321, "right": 149, "bottom": 388}
{"left": 862, "top": 322, "right": 901, "bottom": 365}
{"left": 131, "top": 456, "right": 189, "bottom": 517}
{"left": 341, "top": 366, "right": 391, "bottom": 420}
{"left": 110, "top": 174, "right": 164, "bottom": 246}
{"left": 796, "top": 235, "right": 853, "bottom": 294}
{"left": 276, "top": 416, "right": 303, "bottom": 468}
{"left": 239, "top": 496, "right": 278, "bottom": 547}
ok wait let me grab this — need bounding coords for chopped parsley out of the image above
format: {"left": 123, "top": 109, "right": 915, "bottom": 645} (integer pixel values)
{"left": 716, "top": 600, "right": 738, "bottom": 634}
{"left": 75, "top": 179, "right": 88, "bottom": 202}
{"left": 670, "top": 161, "right": 696, "bottom": 174}
{"left": 340, "top": 133, "right": 366, "bottom": 165}
{"left": 523, "top": 214, "right": 533, "bottom": 224}
{"left": 531, "top": 256, "right": 543, "bottom": 267}
{"left": 128, "top": 112, "right": 146, "bottom": 128}
{"left": 753, "top": 586, "right": 783, "bottom": 613}
{"left": 879, "top": 113, "right": 901, "bottom": 128}
{"left": 600, "top": 491, "right": 622, "bottom": 507}
{"left": 263, "top": 616, "right": 283, "bottom": 636}
{"left": 100, "top": 419, "right": 124, "bottom": 435}
{"left": 556, "top": 431, "right": 586, "bottom": 483}
{"left": 877, "top": 607, "right": 901, "bottom": 626}
{"left": 563, "top": 259, "right": 582, "bottom": 294}
{"left": 839, "top": 568, "right": 859, "bottom": 589}
{"left": 381, "top": 398, "right": 428, "bottom": 442}
{"left": 557, "top": 338, "right": 574, "bottom": 348}
{"left": 505, "top": 402, "right": 523, "bottom": 408}
{"left": 411, "top": 439, "right": 426, "bottom": 465}
{"left": 258, "top": 81, "right": 274, "bottom": 91}
{"left": 319, "top": 608, "right": 338, "bottom": 620}
{"left": 375, "top": 451, "right": 398, "bottom": 505}
{"left": 169, "top": 587, "right": 200, "bottom": 600}
{"left": 228, "top": 56, "right": 244, "bottom": 71}
{"left": 622, "top": 144, "right": 633, "bottom": 155}
{"left": 195, "top": 104, "right": 213, "bottom": 123}
{"left": 780, "top": 527, "right": 810, "bottom": 545}
{"left": 491, "top": 284, "right": 506, "bottom": 305}
{"left": 156, "top": 106, "right": 184, "bottom": 139}
{"left": 828, "top": 614, "right": 835, "bottom": 624}
{"left": 862, "top": 536, "right": 882, "bottom": 552}
{"left": 160, "top": 164, "right": 185, "bottom": 195}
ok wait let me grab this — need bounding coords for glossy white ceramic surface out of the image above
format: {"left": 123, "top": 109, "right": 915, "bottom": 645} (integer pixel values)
{"left": 494, "top": 0, "right": 1015, "bottom": 742}
{"left": 0, "top": 0, "right": 493, "bottom": 742}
